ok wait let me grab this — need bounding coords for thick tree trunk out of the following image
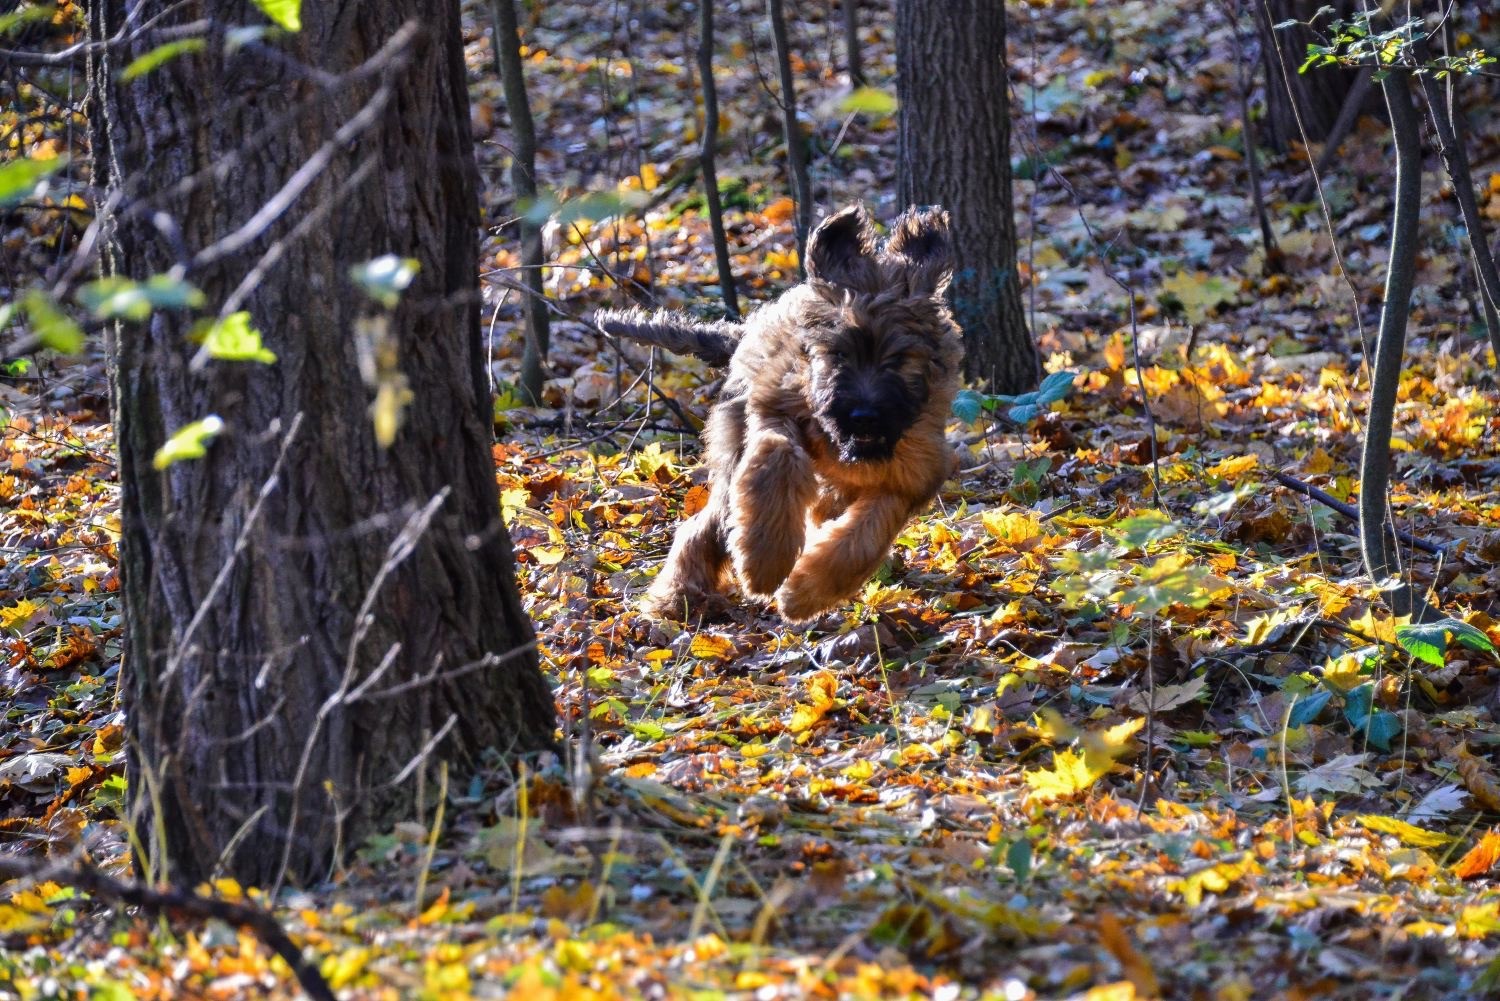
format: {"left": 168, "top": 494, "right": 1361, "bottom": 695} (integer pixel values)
{"left": 896, "top": 0, "right": 1038, "bottom": 395}
{"left": 89, "top": 2, "right": 556, "bottom": 887}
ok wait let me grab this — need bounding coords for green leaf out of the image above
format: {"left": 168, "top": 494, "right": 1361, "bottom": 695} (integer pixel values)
{"left": 519, "top": 189, "right": 647, "bottom": 228}
{"left": 198, "top": 312, "right": 277, "bottom": 364}
{"left": 627, "top": 720, "right": 667, "bottom": 741}
{"left": 0, "top": 156, "right": 68, "bottom": 209}
{"left": 251, "top": 0, "right": 302, "bottom": 31}
{"left": 153, "top": 416, "right": 224, "bottom": 470}
{"left": 1396, "top": 618, "right": 1496, "bottom": 668}
{"left": 350, "top": 255, "right": 421, "bottom": 308}
{"left": 1008, "top": 402, "right": 1041, "bottom": 424}
{"left": 1005, "top": 838, "right": 1032, "bottom": 882}
{"left": 22, "top": 290, "right": 83, "bottom": 354}
{"left": 77, "top": 274, "right": 205, "bottom": 321}
{"left": 838, "top": 87, "right": 898, "bottom": 116}
{"left": 120, "top": 38, "right": 206, "bottom": 81}
{"left": 0, "top": 6, "right": 53, "bottom": 37}
{"left": 1035, "top": 369, "right": 1080, "bottom": 405}
{"left": 1364, "top": 711, "right": 1401, "bottom": 751}
{"left": 1287, "top": 689, "right": 1332, "bottom": 727}
{"left": 1342, "top": 682, "right": 1402, "bottom": 751}
{"left": 1113, "top": 510, "right": 1179, "bottom": 548}
{"left": 951, "top": 389, "right": 984, "bottom": 425}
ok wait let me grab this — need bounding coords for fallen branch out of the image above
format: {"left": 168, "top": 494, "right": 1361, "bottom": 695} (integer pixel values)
{"left": 1271, "top": 471, "right": 1446, "bottom": 556}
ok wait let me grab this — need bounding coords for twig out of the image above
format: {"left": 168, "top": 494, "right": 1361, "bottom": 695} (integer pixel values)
{"left": 0, "top": 856, "right": 333, "bottom": 1001}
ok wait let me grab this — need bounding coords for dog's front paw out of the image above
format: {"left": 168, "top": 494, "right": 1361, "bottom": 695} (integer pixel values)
{"left": 774, "top": 574, "right": 839, "bottom": 624}
{"left": 641, "top": 585, "right": 732, "bottom": 622}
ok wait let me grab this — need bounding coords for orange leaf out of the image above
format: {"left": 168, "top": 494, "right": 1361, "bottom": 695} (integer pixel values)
{"left": 688, "top": 633, "right": 736, "bottom": 660}
{"left": 762, "top": 196, "right": 795, "bottom": 223}
{"left": 1453, "top": 829, "right": 1500, "bottom": 879}
{"left": 1456, "top": 743, "right": 1500, "bottom": 812}
{"left": 1097, "top": 912, "right": 1160, "bottom": 998}
{"left": 682, "top": 484, "right": 711, "bottom": 517}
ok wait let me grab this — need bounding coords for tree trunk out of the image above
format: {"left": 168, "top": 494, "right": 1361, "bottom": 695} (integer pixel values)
{"left": 1255, "top": 0, "right": 1373, "bottom": 151}
{"left": 89, "top": 2, "right": 556, "bottom": 887}
{"left": 896, "top": 0, "right": 1038, "bottom": 395}
{"left": 492, "top": 0, "right": 552, "bottom": 404}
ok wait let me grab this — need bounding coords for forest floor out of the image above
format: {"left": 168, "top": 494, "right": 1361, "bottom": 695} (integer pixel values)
{"left": 6, "top": 1, "right": 1500, "bottom": 998}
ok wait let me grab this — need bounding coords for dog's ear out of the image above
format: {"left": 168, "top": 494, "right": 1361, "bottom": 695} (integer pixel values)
{"left": 805, "top": 204, "right": 880, "bottom": 294}
{"left": 884, "top": 205, "right": 953, "bottom": 299}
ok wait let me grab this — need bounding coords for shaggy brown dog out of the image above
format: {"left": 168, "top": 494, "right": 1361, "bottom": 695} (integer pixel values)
{"left": 597, "top": 204, "right": 963, "bottom": 622}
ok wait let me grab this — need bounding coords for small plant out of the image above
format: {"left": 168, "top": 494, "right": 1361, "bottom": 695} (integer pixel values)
{"left": 952, "top": 369, "right": 1080, "bottom": 425}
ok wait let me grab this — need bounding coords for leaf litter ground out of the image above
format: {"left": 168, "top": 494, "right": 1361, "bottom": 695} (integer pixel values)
{"left": 5, "top": 1, "right": 1500, "bottom": 998}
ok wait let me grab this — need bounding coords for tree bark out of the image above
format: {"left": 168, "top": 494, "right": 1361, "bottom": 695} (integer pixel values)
{"left": 896, "top": 0, "right": 1038, "bottom": 394}
{"left": 1254, "top": 0, "right": 1373, "bottom": 151}
{"left": 492, "top": 0, "right": 552, "bottom": 404}
{"left": 697, "top": 1, "right": 740, "bottom": 319}
{"left": 89, "top": 2, "right": 556, "bottom": 887}
{"left": 768, "top": 0, "right": 813, "bottom": 271}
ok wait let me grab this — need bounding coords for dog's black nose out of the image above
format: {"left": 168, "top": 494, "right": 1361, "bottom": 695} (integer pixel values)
{"left": 849, "top": 406, "right": 878, "bottom": 423}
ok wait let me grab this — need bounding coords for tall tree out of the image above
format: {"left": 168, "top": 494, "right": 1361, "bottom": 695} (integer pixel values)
{"left": 492, "top": 0, "right": 552, "bottom": 404}
{"left": 896, "top": 0, "right": 1039, "bottom": 394}
{"left": 88, "top": 3, "right": 556, "bottom": 887}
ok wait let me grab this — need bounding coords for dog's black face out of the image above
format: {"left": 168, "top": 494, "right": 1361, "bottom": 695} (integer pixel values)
{"left": 808, "top": 325, "right": 933, "bottom": 463}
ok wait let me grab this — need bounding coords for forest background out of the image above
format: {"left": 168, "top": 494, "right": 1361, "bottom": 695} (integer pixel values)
{"left": 4, "top": 0, "right": 1500, "bottom": 998}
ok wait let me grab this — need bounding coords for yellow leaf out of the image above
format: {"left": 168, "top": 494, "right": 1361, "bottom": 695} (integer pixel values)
{"left": 1205, "top": 453, "right": 1258, "bottom": 480}
{"left": 789, "top": 671, "right": 839, "bottom": 734}
{"left": 981, "top": 509, "right": 1042, "bottom": 547}
{"left": 322, "top": 946, "right": 371, "bottom": 989}
{"left": 1169, "top": 853, "right": 1258, "bottom": 907}
{"left": 1356, "top": 814, "right": 1451, "bottom": 848}
{"left": 764, "top": 248, "right": 799, "bottom": 271}
{"left": 1088, "top": 716, "right": 1145, "bottom": 756}
{"left": 1023, "top": 748, "right": 1112, "bottom": 803}
{"left": 1303, "top": 447, "right": 1335, "bottom": 474}
{"left": 0, "top": 598, "right": 44, "bottom": 631}
{"left": 417, "top": 886, "right": 450, "bottom": 924}
{"left": 688, "top": 633, "right": 736, "bottom": 660}
{"left": 532, "top": 545, "right": 565, "bottom": 565}
{"left": 639, "top": 163, "right": 659, "bottom": 191}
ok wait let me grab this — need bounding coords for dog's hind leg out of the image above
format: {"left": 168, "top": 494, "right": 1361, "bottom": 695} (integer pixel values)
{"left": 642, "top": 505, "right": 732, "bottom": 620}
{"left": 775, "top": 493, "right": 908, "bottom": 621}
{"left": 729, "top": 418, "right": 817, "bottom": 597}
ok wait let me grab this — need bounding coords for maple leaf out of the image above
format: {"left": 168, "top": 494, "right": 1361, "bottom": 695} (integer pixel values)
{"left": 1024, "top": 747, "right": 1113, "bottom": 803}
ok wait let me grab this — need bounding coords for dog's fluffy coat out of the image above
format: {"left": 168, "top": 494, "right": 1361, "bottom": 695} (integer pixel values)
{"left": 597, "top": 204, "right": 963, "bottom": 621}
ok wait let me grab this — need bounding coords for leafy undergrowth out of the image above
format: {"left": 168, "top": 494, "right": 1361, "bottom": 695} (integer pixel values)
{"left": 8, "top": 0, "right": 1500, "bottom": 998}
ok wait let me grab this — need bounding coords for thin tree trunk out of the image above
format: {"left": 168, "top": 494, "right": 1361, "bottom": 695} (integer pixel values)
{"left": 896, "top": 0, "right": 1039, "bottom": 394}
{"left": 698, "top": 2, "right": 740, "bottom": 319}
{"left": 843, "top": 0, "right": 864, "bottom": 87}
{"left": 768, "top": 0, "right": 813, "bottom": 271}
{"left": 493, "top": 0, "right": 551, "bottom": 404}
{"left": 1359, "top": 67, "right": 1420, "bottom": 610}
{"left": 90, "top": 1, "right": 555, "bottom": 887}
{"left": 1413, "top": 40, "right": 1500, "bottom": 363}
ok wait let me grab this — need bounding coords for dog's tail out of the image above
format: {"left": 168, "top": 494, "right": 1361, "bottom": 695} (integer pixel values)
{"left": 594, "top": 308, "right": 743, "bottom": 367}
